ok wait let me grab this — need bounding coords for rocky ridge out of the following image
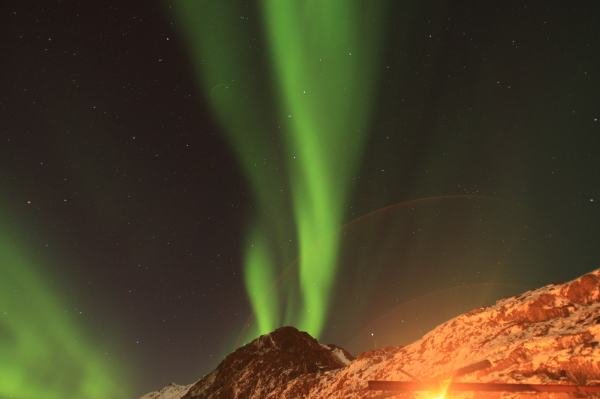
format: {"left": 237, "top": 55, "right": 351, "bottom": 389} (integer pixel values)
{"left": 140, "top": 269, "right": 600, "bottom": 398}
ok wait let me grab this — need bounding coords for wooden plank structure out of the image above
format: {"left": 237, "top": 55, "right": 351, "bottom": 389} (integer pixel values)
{"left": 368, "top": 359, "right": 600, "bottom": 395}
{"left": 368, "top": 380, "right": 600, "bottom": 394}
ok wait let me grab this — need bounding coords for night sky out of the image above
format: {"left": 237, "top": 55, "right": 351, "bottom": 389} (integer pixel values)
{"left": 2, "top": 1, "right": 600, "bottom": 398}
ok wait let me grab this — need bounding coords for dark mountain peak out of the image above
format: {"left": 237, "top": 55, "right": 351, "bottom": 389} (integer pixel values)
{"left": 181, "top": 326, "right": 352, "bottom": 399}
{"left": 251, "top": 326, "right": 316, "bottom": 352}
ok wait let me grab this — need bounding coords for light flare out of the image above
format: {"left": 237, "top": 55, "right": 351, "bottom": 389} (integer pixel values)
{"left": 431, "top": 378, "right": 452, "bottom": 399}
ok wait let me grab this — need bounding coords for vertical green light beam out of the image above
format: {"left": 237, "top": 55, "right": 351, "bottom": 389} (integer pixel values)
{"left": 173, "top": 1, "right": 291, "bottom": 334}
{"left": 261, "top": 0, "right": 384, "bottom": 335}
{"left": 244, "top": 225, "right": 278, "bottom": 334}
{"left": 173, "top": 0, "right": 384, "bottom": 337}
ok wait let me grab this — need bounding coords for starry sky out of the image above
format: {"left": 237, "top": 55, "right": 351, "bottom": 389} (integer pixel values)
{"left": 2, "top": 1, "right": 600, "bottom": 397}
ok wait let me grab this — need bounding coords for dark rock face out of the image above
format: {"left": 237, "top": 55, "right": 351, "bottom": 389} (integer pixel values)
{"left": 182, "top": 326, "right": 353, "bottom": 399}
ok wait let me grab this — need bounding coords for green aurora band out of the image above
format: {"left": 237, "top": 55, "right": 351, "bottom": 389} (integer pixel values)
{"left": 0, "top": 209, "right": 130, "bottom": 399}
{"left": 174, "top": 0, "right": 384, "bottom": 337}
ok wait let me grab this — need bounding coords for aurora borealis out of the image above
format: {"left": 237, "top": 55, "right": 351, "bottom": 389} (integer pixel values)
{"left": 261, "top": 0, "right": 384, "bottom": 335}
{"left": 3, "top": 1, "right": 600, "bottom": 397}
{"left": 0, "top": 205, "right": 130, "bottom": 398}
{"left": 174, "top": 0, "right": 385, "bottom": 337}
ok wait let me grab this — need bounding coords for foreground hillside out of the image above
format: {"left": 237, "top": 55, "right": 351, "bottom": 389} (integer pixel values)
{"left": 140, "top": 269, "right": 600, "bottom": 398}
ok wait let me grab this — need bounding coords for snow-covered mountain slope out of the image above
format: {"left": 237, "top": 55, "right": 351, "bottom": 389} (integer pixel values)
{"left": 140, "top": 269, "right": 600, "bottom": 398}
{"left": 138, "top": 383, "right": 193, "bottom": 399}
{"left": 281, "top": 269, "right": 600, "bottom": 398}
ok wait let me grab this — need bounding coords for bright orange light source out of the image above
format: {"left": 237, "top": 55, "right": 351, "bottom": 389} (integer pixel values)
{"left": 430, "top": 378, "right": 452, "bottom": 399}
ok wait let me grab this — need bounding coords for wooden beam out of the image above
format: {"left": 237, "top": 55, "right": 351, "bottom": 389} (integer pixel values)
{"left": 367, "top": 381, "right": 600, "bottom": 393}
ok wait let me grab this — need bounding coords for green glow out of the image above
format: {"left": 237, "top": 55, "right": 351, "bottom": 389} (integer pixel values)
{"left": 0, "top": 210, "right": 130, "bottom": 398}
{"left": 261, "top": 0, "right": 383, "bottom": 334}
{"left": 244, "top": 225, "right": 278, "bottom": 333}
{"left": 174, "top": 1, "right": 384, "bottom": 337}
{"left": 173, "top": 0, "right": 293, "bottom": 335}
